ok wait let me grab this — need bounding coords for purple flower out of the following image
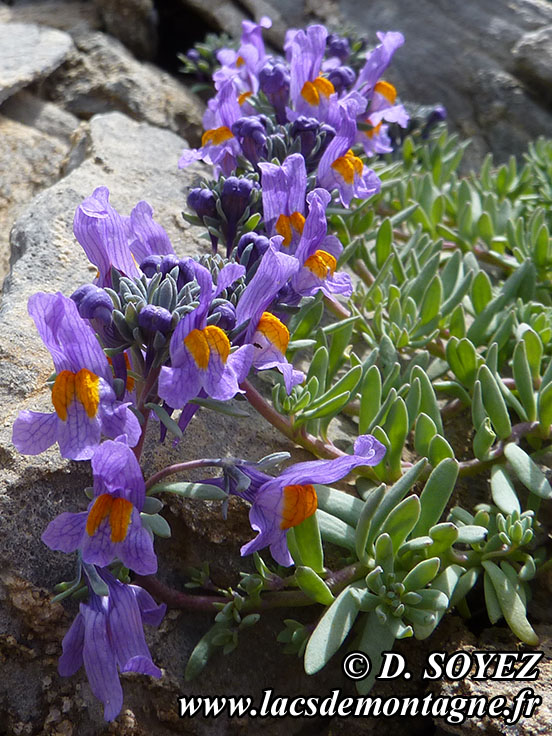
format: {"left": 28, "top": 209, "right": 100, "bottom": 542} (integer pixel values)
{"left": 326, "top": 33, "right": 351, "bottom": 62}
{"left": 42, "top": 438, "right": 157, "bottom": 574}
{"left": 241, "top": 435, "right": 386, "bottom": 566}
{"left": 214, "top": 16, "right": 272, "bottom": 100}
{"left": 138, "top": 305, "right": 173, "bottom": 335}
{"left": 354, "top": 32, "right": 405, "bottom": 97}
{"left": 259, "top": 59, "right": 290, "bottom": 123}
{"left": 235, "top": 245, "right": 303, "bottom": 392}
{"left": 187, "top": 188, "right": 217, "bottom": 221}
{"left": 74, "top": 188, "right": 175, "bottom": 287}
{"left": 259, "top": 153, "right": 307, "bottom": 249}
{"left": 58, "top": 570, "right": 165, "bottom": 721}
{"left": 318, "top": 100, "right": 381, "bottom": 206}
{"left": 12, "top": 293, "right": 140, "bottom": 460}
{"left": 289, "top": 189, "right": 353, "bottom": 299}
{"left": 158, "top": 260, "right": 253, "bottom": 408}
{"left": 179, "top": 81, "right": 242, "bottom": 177}
{"left": 221, "top": 176, "right": 256, "bottom": 253}
{"left": 232, "top": 116, "right": 267, "bottom": 167}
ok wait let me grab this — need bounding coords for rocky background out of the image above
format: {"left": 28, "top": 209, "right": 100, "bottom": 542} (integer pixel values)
{"left": 0, "top": 1, "right": 551, "bottom": 734}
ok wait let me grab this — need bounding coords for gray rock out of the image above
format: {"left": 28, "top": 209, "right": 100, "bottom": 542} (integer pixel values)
{"left": 94, "top": 0, "right": 159, "bottom": 60}
{"left": 0, "top": 1, "right": 101, "bottom": 34}
{"left": 0, "top": 22, "right": 73, "bottom": 105}
{"left": 0, "top": 113, "right": 72, "bottom": 289}
{"left": 332, "top": 0, "right": 552, "bottom": 166}
{"left": 513, "top": 25, "right": 552, "bottom": 103}
{"left": 40, "top": 30, "right": 204, "bottom": 145}
{"left": 0, "top": 89, "right": 79, "bottom": 143}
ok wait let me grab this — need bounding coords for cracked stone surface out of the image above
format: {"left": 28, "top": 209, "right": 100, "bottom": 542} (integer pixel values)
{"left": 0, "top": 22, "right": 73, "bottom": 105}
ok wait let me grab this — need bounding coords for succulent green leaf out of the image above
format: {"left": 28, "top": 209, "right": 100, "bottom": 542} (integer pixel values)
{"left": 367, "top": 459, "right": 427, "bottom": 547}
{"left": 374, "top": 533, "right": 395, "bottom": 574}
{"left": 419, "top": 275, "right": 443, "bottom": 326}
{"left": 185, "top": 624, "right": 225, "bottom": 680}
{"left": 314, "top": 485, "right": 365, "bottom": 527}
{"left": 473, "top": 417, "right": 497, "bottom": 460}
{"left": 537, "top": 380, "right": 552, "bottom": 436}
{"left": 375, "top": 218, "right": 392, "bottom": 269}
{"left": 380, "top": 495, "right": 421, "bottom": 552}
{"left": 411, "top": 365, "right": 443, "bottom": 433}
{"left": 456, "top": 525, "right": 488, "bottom": 544}
{"left": 359, "top": 365, "right": 382, "bottom": 434}
{"left": 504, "top": 443, "right": 552, "bottom": 499}
{"left": 428, "top": 434, "right": 455, "bottom": 466}
{"left": 289, "top": 513, "right": 324, "bottom": 573}
{"left": 304, "top": 586, "right": 361, "bottom": 674}
{"left": 449, "top": 567, "right": 479, "bottom": 607}
{"left": 383, "top": 397, "right": 409, "bottom": 479}
{"left": 414, "top": 413, "right": 437, "bottom": 457}
{"left": 404, "top": 377, "right": 422, "bottom": 431}
{"left": 354, "top": 612, "right": 396, "bottom": 695}
{"left": 482, "top": 561, "right": 538, "bottom": 645}
{"left": 141, "top": 513, "right": 171, "bottom": 538}
{"left": 317, "top": 510, "right": 356, "bottom": 550}
{"left": 145, "top": 402, "right": 183, "bottom": 439}
{"left": 402, "top": 557, "right": 440, "bottom": 591}
{"left": 412, "top": 458, "right": 459, "bottom": 538}
{"left": 355, "top": 484, "right": 386, "bottom": 562}
{"left": 471, "top": 270, "right": 493, "bottom": 314}
{"left": 483, "top": 571, "right": 502, "bottom": 624}
{"left": 490, "top": 465, "right": 521, "bottom": 515}
{"left": 295, "top": 567, "right": 334, "bottom": 605}
{"left": 478, "top": 365, "right": 512, "bottom": 439}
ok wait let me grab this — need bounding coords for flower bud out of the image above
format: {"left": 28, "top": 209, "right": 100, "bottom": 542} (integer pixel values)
{"left": 187, "top": 187, "right": 217, "bottom": 220}
{"left": 138, "top": 305, "right": 173, "bottom": 334}
{"left": 326, "top": 33, "right": 351, "bottom": 60}
{"left": 327, "top": 65, "right": 356, "bottom": 94}
{"left": 71, "top": 284, "right": 113, "bottom": 324}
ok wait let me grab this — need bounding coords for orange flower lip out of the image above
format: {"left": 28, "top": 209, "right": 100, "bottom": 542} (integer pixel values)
{"left": 257, "top": 312, "right": 290, "bottom": 354}
{"left": 86, "top": 494, "right": 133, "bottom": 543}
{"left": 331, "top": 149, "right": 364, "bottom": 185}
{"left": 301, "top": 76, "right": 335, "bottom": 106}
{"left": 52, "top": 368, "right": 100, "bottom": 421}
{"left": 304, "top": 250, "right": 337, "bottom": 279}
{"left": 184, "top": 326, "right": 231, "bottom": 370}
{"left": 275, "top": 211, "right": 306, "bottom": 246}
{"left": 201, "top": 126, "right": 234, "bottom": 147}
{"left": 374, "top": 80, "right": 397, "bottom": 104}
{"left": 280, "top": 484, "right": 318, "bottom": 529}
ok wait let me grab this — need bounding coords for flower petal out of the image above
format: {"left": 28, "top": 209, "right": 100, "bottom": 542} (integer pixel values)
{"left": 12, "top": 411, "right": 57, "bottom": 455}
{"left": 82, "top": 605, "right": 123, "bottom": 722}
{"left": 42, "top": 511, "right": 87, "bottom": 553}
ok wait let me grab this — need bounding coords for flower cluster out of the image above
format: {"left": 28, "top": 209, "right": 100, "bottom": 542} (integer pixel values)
{"left": 11, "top": 17, "right": 406, "bottom": 722}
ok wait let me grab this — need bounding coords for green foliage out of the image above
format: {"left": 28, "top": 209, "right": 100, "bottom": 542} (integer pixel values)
{"left": 184, "top": 129, "right": 552, "bottom": 695}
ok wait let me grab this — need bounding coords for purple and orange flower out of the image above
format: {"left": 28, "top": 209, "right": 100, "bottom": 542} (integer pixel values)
{"left": 240, "top": 434, "right": 386, "bottom": 566}
{"left": 42, "top": 438, "right": 157, "bottom": 574}
{"left": 158, "top": 260, "right": 253, "bottom": 409}
{"left": 12, "top": 293, "right": 140, "bottom": 460}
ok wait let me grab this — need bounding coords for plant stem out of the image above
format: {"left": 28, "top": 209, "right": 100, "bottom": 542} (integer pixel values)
{"left": 145, "top": 458, "right": 226, "bottom": 492}
{"left": 458, "top": 421, "right": 541, "bottom": 476}
{"left": 134, "top": 561, "right": 368, "bottom": 613}
{"left": 241, "top": 379, "right": 345, "bottom": 460}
